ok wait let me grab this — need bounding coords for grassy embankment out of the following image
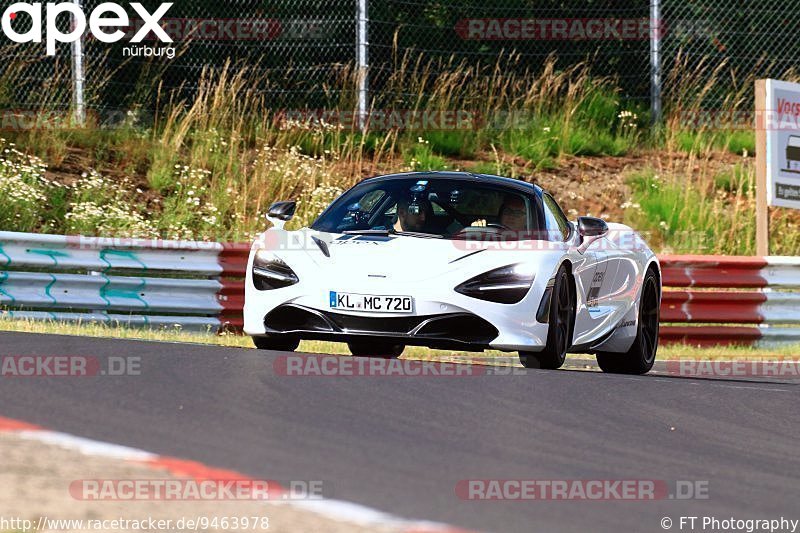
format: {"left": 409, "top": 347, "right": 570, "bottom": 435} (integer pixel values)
{"left": 2, "top": 53, "right": 798, "bottom": 254}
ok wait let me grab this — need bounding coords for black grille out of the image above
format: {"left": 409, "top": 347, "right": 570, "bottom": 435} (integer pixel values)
{"left": 323, "top": 311, "right": 425, "bottom": 334}
{"left": 415, "top": 314, "right": 498, "bottom": 343}
{"left": 264, "top": 305, "right": 498, "bottom": 347}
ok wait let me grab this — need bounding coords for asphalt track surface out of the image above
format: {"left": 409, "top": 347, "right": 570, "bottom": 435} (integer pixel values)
{"left": 1, "top": 331, "right": 799, "bottom": 533}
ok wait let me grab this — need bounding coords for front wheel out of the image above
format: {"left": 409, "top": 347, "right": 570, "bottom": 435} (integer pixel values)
{"left": 520, "top": 264, "right": 574, "bottom": 369}
{"left": 596, "top": 269, "right": 660, "bottom": 375}
{"left": 348, "top": 340, "right": 405, "bottom": 358}
{"left": 253, "top": 335, "right": 300, "bottom": 352}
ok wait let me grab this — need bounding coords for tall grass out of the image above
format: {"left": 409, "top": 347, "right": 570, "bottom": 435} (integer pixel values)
{"left": 144, "top": 64, "right": 375, "bottom": 238}
{"left": 375, "top": 52, "right": 645, "bottom": 167}
{"left": 2, "top": 49, "right": 800, "bottom": 255}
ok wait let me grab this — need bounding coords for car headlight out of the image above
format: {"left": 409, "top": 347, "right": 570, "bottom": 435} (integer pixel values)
{"left": 455, "top": 263, "right": 535, "bottom": 304}
{"left": 252, "top": 250, "right": 299, "bottom": 291}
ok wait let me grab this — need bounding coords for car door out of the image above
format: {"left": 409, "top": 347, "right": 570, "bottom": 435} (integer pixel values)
{"left": 599, "top": 225, "right": 642, "bottom": 325}
{"left": 542, "top": 194, "right": 614, "bottom": 341}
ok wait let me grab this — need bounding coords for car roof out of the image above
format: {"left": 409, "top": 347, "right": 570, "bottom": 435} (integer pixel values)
{"left": 360, "top": 171, "right": 543, "bottom": 197}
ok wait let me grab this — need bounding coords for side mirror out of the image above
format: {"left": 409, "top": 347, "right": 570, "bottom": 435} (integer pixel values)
{"left": 575, "top": 216, "right": 609, "bottom": 254}
{"left": 577, "top": 216, "right": 609, "bottom": 238}
{"left": 266, "top": 201, "right": 296, "bottom": 230}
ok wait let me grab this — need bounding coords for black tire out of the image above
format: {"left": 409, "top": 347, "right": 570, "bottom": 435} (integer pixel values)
{"left": 348, "top": 340, "right": 405, "bottom": 358}
{"left": 252, "top": 335, "right": 300, "bottom": 352}
{"left": 520, "top": 264, "right": 574, "bottom": 369}
{"left": 596, "top": 269, "right": 660, "bottom": 375}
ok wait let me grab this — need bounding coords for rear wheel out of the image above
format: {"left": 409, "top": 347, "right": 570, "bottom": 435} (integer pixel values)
{"left": 253, "top": 335, "right": 300, "bottom": 352}
{"left": 348, "top": 340, "right": 405, "bottom": 358}
{"left": 596, "top": 269, "right": 660, "bottom": 375}
{"left": 519, "top": 264, "right": 574, "bottom": 369}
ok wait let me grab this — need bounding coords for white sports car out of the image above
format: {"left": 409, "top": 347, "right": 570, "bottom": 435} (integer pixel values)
{"left": 244, "top": 172, "right": 661, "bottom": 374}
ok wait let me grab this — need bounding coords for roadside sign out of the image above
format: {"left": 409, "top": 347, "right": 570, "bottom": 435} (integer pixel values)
{"left": 763, "top": 79, "right": 800, "bottom": 209}
{"left": 755, "top": 79, "right": 800, "bottom": 255}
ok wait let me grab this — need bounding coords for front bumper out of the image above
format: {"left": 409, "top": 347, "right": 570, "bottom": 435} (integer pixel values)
{"left": 261, "top": 304, "right": 499, "bottom": 350}
{"left": 245, "top": 288, "right": 551, "bottom": 351}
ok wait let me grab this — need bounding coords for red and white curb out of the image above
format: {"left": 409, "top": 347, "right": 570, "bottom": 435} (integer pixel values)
{"left": 0, "top": 415, "right": 470, "bottom": 533}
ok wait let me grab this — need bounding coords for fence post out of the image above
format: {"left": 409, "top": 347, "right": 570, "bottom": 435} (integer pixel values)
{"left": 71, "top": 0, "right": 86, "bottom": 126}
{"left": 649, "top": 0, "right": 662, "bottom": 124}
{"left": 356, "top": 0, "right": 369, "bottom": 132}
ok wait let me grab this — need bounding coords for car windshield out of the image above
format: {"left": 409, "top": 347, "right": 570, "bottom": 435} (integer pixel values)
{"left": 311, "top": 177, "right": 540, "bottom": 240}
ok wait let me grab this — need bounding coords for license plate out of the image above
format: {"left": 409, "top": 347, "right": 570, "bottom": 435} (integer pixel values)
{"left": 329, "top": 292, "right": 414, "bottom": 313}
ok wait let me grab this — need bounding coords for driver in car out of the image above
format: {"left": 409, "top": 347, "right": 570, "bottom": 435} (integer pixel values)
{"left": 394, "top": 197, "right": 431, "bottom": 233}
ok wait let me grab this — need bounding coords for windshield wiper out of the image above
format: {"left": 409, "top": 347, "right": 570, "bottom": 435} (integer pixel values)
{"left": 343, "top": 229, "right": 391, "bottom": 236}
{"left": 390, "top": 230, "right": 444, "bottom": 239}
{"left": 343, "top": 229, "right": 443, "bottom": 239}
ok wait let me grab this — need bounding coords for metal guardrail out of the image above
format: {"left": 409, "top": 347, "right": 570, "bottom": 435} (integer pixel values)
{"left": 659, "top": 255, "right": 800, "bottom": 347}
{"left": 0, "top": 232, "right": 224, "bottom": 332}
{"left": 0, "top": 232, "right": 223, "bottom": 274}
{"left": 0, "top": 272, "right": 221, "bottom": 314}
{"left": 2, "top": 232, "right": 800, "bottom": 347}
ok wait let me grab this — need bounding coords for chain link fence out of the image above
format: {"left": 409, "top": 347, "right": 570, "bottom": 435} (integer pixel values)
{"left": 0, "top": 0, "right": 798, "bottom": 122}
{"left": 661, "top": 0, "right": 800, "bottom": 110}
{"left": 367, "top": 0, "right": 650, "bottom": 109}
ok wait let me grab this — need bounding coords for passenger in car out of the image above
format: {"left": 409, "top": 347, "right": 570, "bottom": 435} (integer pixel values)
{"left": 499, "top": 195, "right": 528, "bottom": 231}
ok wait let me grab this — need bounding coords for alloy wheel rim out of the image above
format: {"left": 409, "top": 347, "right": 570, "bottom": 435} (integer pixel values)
{"left": 640, "top": 277, "right": 660, "bottom": 363}
{"left": 556, "top": 273, "right": 572, "bottom": 357}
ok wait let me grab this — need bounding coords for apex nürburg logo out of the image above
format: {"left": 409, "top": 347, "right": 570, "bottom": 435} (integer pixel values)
{"left": 1, "top": 2, "right": 173, "bottom": 55}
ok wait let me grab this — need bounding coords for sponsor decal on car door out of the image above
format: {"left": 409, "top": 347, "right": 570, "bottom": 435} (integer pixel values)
{"left": 585, "top": 251, "right": 608, "bottom": 316}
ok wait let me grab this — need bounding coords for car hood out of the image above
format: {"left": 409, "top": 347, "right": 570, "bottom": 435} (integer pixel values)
{"left": 316, "top": 233, "right": 481, "bottom": 283}
{"left": 264, "top": 230, "right": 566, "bottom": 285}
